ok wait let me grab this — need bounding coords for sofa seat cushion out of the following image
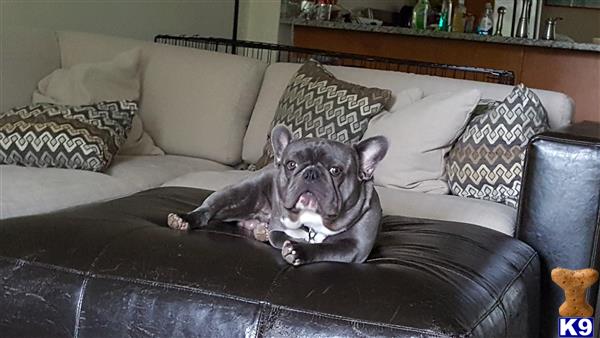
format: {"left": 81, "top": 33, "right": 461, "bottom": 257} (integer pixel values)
{"left": 162, "top": 170, "right": 516, "bottom": 235}
{"left": 0, "top": 187, "right": 539, "bottom": 337}
{"left": 107, "top": 155, "right": 231, "bottom": 190}
{"left": 0, "top": 164, "right": 137, "bottom": 220}
{"left": 161, "top": 169, "right": 254, "bottom": 191}
{"left": 377, "top": 186, "right": 517, "bottom": 236}
{"left": 0, "top": 156, "right": 230, "bottom": 220}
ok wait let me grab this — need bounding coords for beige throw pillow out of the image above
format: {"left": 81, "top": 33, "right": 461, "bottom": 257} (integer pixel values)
{"left": 363, "top": 89, "right": 481, "bottom": 193}
{"left": 32, "top": 48, "right": 164, "bottom": 155}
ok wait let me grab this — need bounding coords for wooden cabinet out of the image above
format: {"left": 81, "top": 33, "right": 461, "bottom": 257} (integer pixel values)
{"left": 293, "top": 25, "right": 600, "bottom": 122}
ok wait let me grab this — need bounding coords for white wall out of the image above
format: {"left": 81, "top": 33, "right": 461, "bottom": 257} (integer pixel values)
{"left": 0, "top": 0, "right": 234, "bottom": 111}
{"left": 238, "top": 0, "right": 281, "bottom": 43}
{"left": 0, "top": 0, "right": 234, "bottom": 41}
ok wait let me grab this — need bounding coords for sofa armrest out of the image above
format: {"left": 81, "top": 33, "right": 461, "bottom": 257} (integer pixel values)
{"left": 516, "top": 121, "right": 600, "bottom": 338}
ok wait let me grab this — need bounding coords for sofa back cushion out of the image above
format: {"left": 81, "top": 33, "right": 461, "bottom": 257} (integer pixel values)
{"left": 363, "top": 89, "right": 482, "bottom": 193}
{"left": 58, "top": 31, "right": 267, "bottom": 165}
{"left": 244, "top": 62, "right": 574, "bottom": 164}
{"left": 243, "top": 63, "right": 425, "bottom": 164}
{"left": 30, "top": 47, "right": 164, "bottom": 156}
{"left": 252, "top": 59, "right": 394, "bottom": 169}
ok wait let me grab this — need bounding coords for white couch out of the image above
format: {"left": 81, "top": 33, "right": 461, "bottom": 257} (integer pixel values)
{"left": 0, "top": 30, "right": 574, "bottom": 236}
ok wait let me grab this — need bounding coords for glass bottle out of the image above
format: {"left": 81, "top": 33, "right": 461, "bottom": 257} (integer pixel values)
{"left": 477, "top": 2, "right": 494, "bottom": 35}
{"left": 464, "top": 13, "right": 475, "bottom": 33}
{"left": 451, "top": 0, "right": 466, "bottom": 33}
{"left": 438, "top": 0, "right": 453, "bottom": 32}
{"left": 316, "top": 0, "right": 332, "bottom": 21}
{"left": 412, "top": 0, "right": 430, "bottom": 30}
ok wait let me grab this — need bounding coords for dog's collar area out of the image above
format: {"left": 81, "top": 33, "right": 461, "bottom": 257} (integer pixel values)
{"left": 303, "top": 225, "right": 327, "bottom": 243}
{"left": 282, "top": 226, "right": 327, "bottom": 244}
{"left": 281, "top": 211, "right": 345, "bottom": 244}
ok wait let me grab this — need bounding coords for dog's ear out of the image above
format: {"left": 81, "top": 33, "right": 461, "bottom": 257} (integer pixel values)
{"left": 271, "top": 125, "right": 293, "bottom": 164}
{"left": 354, "top": 136, "right": 388, "bottom": 181}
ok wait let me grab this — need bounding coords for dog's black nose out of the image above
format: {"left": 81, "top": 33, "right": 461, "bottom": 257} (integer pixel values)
{"left": 303, "top": 167, "right": 320, "bottom": 181}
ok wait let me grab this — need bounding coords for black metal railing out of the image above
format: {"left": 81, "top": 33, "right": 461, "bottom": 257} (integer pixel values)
{"left": 154, "top": 35, "right": 515, "bottom": 85}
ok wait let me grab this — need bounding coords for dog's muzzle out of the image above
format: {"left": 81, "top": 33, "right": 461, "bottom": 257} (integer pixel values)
{"left": 295, "top": 191, "right": 319, "bottom": 212}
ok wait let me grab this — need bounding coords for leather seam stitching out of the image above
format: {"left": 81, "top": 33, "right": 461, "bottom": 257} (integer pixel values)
{"left": 5, "top": 255, "right": 429, "bottom": 335}
{"left": 255, "top": 264, "right": 291, "bottom": 337}
{"left": 0, "top": 255, "right": 260, "bottom": 305}
{"left": 0, "top": 247, "right": 538, "bottom": 337}
{"left": 269, "top": 304, "right": 448, "bottom": 336}
{"left": 73, "top": 277, "right": 89, "bottom": 338}
{"left": 254, "top": 302, "right": 269, "bottom": 338}
{"left": 589, "top": 191, "right": 600, "bottom": 269}
{"left": 255, "top": 262, "right": 445, "bottom": 336}
{"left": 465, "top": 251, "right": 538, "bottom": 336}
{"left": 586, "top": 186, "right": 600, "bottom": 306}
{"left": 536, "top": 134, "right": 600, "bottom": 146}
{"left": 71, "top": 224, "right": 150, "bottom": 336}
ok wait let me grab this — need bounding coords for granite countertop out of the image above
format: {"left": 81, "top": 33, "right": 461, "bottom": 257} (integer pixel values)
{"left": 281, "top": 17, "right": 600, "bottom": 53}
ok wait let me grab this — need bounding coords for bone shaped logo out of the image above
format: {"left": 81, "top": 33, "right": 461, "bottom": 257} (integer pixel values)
{"left": 551, "top": 267, "right": 599, "bottom": 317}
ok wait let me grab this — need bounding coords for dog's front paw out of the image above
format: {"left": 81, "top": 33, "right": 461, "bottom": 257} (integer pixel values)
{"left": 253, "top": 223, "right": 270, "bottom": 242}
{"left": 281, "top": 240, "right": 306, "bottom": 266}
{"left": 187, "top": 208, "right": 212, "bottom": 227}
{"left": 167, "top": 213, "right": 190, "bottom": 231}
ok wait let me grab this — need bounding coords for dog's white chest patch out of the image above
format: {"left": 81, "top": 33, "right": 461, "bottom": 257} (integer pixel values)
{"left": 282, "top": 227, "right": 327, "bottom": 244}
{"left": 281, "top": 211, "right": 343, "bottom": 244}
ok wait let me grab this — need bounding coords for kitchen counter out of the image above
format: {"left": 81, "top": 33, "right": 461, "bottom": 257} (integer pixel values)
{"left": 287, "top": 18, "right": 600, "bottom": 123}
{"left": 281, "top": 17, "right": 600, "bottom": 53}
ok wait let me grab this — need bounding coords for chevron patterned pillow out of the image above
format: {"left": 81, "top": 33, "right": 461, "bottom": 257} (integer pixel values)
{"left": 0, "top": 100, "right": 136, "bottom": 172}
{"left": 253, "top": 59, "right": 392, "bottom": 169}
{"left": 446, "top": 84, "right": 550, "bottom": 208}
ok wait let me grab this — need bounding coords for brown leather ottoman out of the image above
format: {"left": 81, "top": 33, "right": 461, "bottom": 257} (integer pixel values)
{"left": 0, "top": 187, "right": 539, "bottom": 337}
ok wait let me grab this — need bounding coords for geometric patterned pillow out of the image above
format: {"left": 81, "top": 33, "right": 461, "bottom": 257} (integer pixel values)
{"left": 446, "top": 84, "right": 550, "bottom": 208}
{"left": 0, "top": 100, "right": 136, "bottom": 172}
{"left": 252, "top": 59, "right": 392, "bottom": 169}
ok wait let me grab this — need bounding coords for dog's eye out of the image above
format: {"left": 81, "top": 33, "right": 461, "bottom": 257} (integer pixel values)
{"left": 329, "top": 167, "right": 342, "bottom": 176}
{"left": 286, "top": 161, "right": 297, "bottom": 171}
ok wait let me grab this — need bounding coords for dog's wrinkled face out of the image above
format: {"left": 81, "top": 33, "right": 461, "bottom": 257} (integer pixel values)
{"left": 271, "top": 125, "right": 388, "bottom": 232}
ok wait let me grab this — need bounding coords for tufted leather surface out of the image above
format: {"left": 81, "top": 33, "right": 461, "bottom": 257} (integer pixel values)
{"left": 0, "top": 187, "right": 539, "bottom": 337}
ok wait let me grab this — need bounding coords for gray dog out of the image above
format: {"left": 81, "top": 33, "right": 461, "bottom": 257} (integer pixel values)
{"left": 167, "top": 125, "right": 388, "bottom": 266}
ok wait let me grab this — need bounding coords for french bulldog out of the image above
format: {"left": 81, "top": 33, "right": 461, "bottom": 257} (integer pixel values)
{"left": 167, "top": 125, "right": 388, "bottom": 266}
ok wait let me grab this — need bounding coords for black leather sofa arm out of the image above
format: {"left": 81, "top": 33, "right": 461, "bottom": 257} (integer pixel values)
{"left": 517, "top": 121, "right": 600, "bottom": 338}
